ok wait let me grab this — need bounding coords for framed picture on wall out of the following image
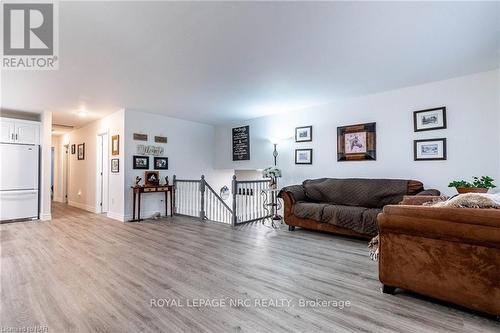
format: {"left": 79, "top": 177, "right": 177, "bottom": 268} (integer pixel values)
{"left": 295, "top": 126, "right": 312, "bottom": 142}
{"left": 111, "top": 135, "right": 120, "bottom": 155}
{"left": 71, "top": 144, "right": 76, "bottom": 154}
{"left": 295, "top": 149, "right": 313, "bottom": 164}
{"left": 154, "top": 157, "right": 168, "bottom": 170}
{"left": 414, "top": 138, "right": 447, "bottom": 161}
{"left": 337, "top": 122, "right": 376, "bottom": 161}
{"left": 413, "top": 107, "right": 447, "bottom": 132}
{"left": 77, "top": 143, "right": 85, "bottom": 160}
{"left": 111, "top": 158, "right": 119, "bottom": 173}
{"left": 133, "top": 155, "right": 149, "bottom": 169}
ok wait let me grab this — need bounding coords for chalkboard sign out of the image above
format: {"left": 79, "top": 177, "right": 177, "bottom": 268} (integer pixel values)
{"left": 232, "top": 126, "right": 250, "bottom": 161}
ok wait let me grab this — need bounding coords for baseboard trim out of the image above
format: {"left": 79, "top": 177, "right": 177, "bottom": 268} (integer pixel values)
{"left": 106, "top": 211, "right": 125, "bottom": 222}
{"left": 68, "top": 201, "right": 95, "bottom": 213}
{"left": 40, "top": 213, "right": 52, "bottom": 221}
{"left": 124, "top": 211, "right": 165, "bottom": 222}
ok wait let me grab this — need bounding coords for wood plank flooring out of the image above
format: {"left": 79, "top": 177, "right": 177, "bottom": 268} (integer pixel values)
{"left": 1, "top": 203, "right": 498, "bottom": 332}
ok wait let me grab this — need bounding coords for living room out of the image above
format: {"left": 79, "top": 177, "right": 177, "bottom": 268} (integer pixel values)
{"left": 1, "top": 1, "right": 499, "bottom": 332}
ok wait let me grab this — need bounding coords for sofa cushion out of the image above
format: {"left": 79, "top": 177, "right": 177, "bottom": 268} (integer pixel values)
{"left": 293, "top": 202, "right": 328, "bottom": 221}
{"left": 303, "top": 178, "right": 415, "bottom": 208}
{"left": 320, "top": 205, "right": 380, "bottom": 236}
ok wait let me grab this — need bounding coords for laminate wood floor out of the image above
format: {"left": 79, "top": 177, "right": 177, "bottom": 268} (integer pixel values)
{"left": 1, "top": 203, "right": 498, "bottom": 333}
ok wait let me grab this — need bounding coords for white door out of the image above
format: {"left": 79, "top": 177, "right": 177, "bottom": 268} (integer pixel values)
{"left": 0, "top": 119, "right": 15, "bottom": 143}
{"left": 15, "top": 122, "right": 40, "bottom": 144}
{"left": 0, "top": 144, "right": 39, "bottom": 190}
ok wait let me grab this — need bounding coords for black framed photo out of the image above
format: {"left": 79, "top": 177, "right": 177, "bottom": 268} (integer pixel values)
{"left": 295, "top": 149, "right": 313, "bottom": 164}
{"left": 154, "top": 157, "right": 168, "bottom": 170}
{"left": 414, "top": 138, "right": 447, "bottom": 161}
{"left": 77, "top": 143, "right": 85, "bottom": 160}
{"left": 337, "top": 122, "right": 376, "bottom": 161}
{"left": 71, "top": 144, "right": 76, "bottom": 154}
{"left": 111, "top": 158, "right": 119, "bottom": 173}
{"left": 413, "top": 107, "right": 447, "bottom": 132}
{"left": 133, "top": 155, "right": 149, "bottom": 169}
{"left": 295, "top": 126, "right": 312, "bottom": 142}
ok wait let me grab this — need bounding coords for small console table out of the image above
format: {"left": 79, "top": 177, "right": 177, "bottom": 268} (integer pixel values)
{"left": 261, "top": 188, "right": 283, "bottom": 228}
{"left": 130, "top": 185, "right": 174, "bottom": 222}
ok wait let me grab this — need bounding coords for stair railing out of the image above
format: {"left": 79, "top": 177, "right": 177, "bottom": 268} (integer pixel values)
{"left": 173, "top": 175, "right": 271, "bottom": 226}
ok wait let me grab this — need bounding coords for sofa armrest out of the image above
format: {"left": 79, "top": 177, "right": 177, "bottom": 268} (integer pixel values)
{"left": 378, "top": 205, "right": 500, "bottom": 248}
{"left": 279, "top": 185, "right": 306, "bottom": 203}
{"left": 416, "top": 189, "right": 441, "bottom": 196}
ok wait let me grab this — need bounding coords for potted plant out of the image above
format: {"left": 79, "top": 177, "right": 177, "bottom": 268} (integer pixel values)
{"left": 448, "top": 176, "right": 496, "bottom": 194}
{"left": 262, "top": 166, "right": 282, "bottom": 189}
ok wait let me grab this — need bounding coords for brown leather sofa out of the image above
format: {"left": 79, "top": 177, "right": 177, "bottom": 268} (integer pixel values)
{"left": 378, "top": 205, "right": 500, "bottom": 317}
{"left": 279, "top": 178, "right": 439, "bottom": 239}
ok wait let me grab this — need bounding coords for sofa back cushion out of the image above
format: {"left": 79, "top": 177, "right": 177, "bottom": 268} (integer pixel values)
{"left": 303, "top": 178, "right": 422, "bottom": 208}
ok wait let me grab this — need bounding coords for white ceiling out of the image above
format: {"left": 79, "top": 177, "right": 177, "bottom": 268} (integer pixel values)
{"left": 2, "top": 1, "right": 499, "bottom": 127}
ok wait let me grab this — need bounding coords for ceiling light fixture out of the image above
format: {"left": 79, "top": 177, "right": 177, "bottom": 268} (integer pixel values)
{"left": 77, "top": 107, "right": 88, "bottom": 117}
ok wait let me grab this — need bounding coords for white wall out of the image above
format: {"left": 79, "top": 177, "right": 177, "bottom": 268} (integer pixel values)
{"left": 124, "top": 110, "right": 233, "bottom": 220}
{"left": 215, "top": 70, "right": 500, "bottom": 195}
{"left": 40, "top": 111, "right": 52, "bottom": 220}
{"left": 62, "top": 110, "right": 125, "bottom": 218}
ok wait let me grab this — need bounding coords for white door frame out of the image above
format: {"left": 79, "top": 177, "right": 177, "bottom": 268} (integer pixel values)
{"left": 96, "top": 132, "right": 109, "bottom": 213}
{"left": 62, "top": 144, "right": 69, "bottom": 203}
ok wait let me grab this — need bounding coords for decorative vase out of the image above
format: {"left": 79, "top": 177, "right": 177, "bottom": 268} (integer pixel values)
{"left": 456, "top": 187, "right": 488, "bottom": 194}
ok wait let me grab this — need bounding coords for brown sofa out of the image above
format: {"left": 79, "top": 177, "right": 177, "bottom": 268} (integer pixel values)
{"left": 378, "top": 205, "right": 500, "bottom": 318}
{"left": 279, "top": 178, "right": 439, "bottom": 239}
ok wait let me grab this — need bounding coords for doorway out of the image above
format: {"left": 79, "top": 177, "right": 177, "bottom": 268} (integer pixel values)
{"left": 96, "top": 133, "right": 109, "bottom": 214}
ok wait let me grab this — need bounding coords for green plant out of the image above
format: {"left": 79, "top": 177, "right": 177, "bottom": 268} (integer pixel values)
{"left": 448, "top": 176, "right": 496, "bottom": 189}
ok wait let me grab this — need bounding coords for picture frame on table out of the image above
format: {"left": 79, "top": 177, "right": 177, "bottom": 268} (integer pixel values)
{"left": 413, "top": 107, "right": 447, "bottom": 132}
{"left": 414, "top": 138, "right": 447, "bottom": 161}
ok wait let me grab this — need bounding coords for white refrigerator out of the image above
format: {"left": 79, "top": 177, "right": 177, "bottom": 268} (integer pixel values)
{"left": 0, "top": 143, "right": 39, "bottom": 221}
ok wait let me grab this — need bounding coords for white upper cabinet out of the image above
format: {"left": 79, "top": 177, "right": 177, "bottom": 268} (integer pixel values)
{"left": 15, "top": 122, "right": 40, "bottom": 144}
{"left": 0, "top": 118, "right": 40, "bottom": 145}
{"left": 0, "top": 119, "right": 15, "bottom": 143}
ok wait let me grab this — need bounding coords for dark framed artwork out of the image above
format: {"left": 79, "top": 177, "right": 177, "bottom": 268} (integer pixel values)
{"left": 295, "top": 149, "right": 313, "bottom": 164}
{"left": 337, "top": 122, "right": 376, "bottom": 161}
{"left": 111, "top": 158, "right": 119, "bottom": 173}
{"left": 133, "top": 133, "right": 148, "bottom": 141}
{"left": 154, "top": 136, "right": 168, "bottom": 144}
{"left": 144, "top": 171, "right": 160, "bottom": 187}
{"left": 295, "top": 126, "right": 312, "bottom": 142}
{"left": 77, "top": 143, "right": 85, "bottom": 160}
{"left": 111, "top": 135, "right": 120, "bottom": 155}
{"left": 133, "top": 155, "right": 149, "bottom": 169}
{"left": 413, "top": 107, "right": 447, "bottom": 132}
{"left": 71, "top": 144, "right": 76, "bottom": 154}
{"left": 414, "top": 138, "right": 447, "bottom": 161}
{"left": 154, "top": 157, "right": 168, "bottom": 170}
{"left": 232, "top": 125, "right": 250, "bottom": 161}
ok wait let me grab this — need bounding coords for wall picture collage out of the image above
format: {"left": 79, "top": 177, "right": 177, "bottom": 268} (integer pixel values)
{"left": 413, "top": 107, "right": 447, "bottom": 161}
